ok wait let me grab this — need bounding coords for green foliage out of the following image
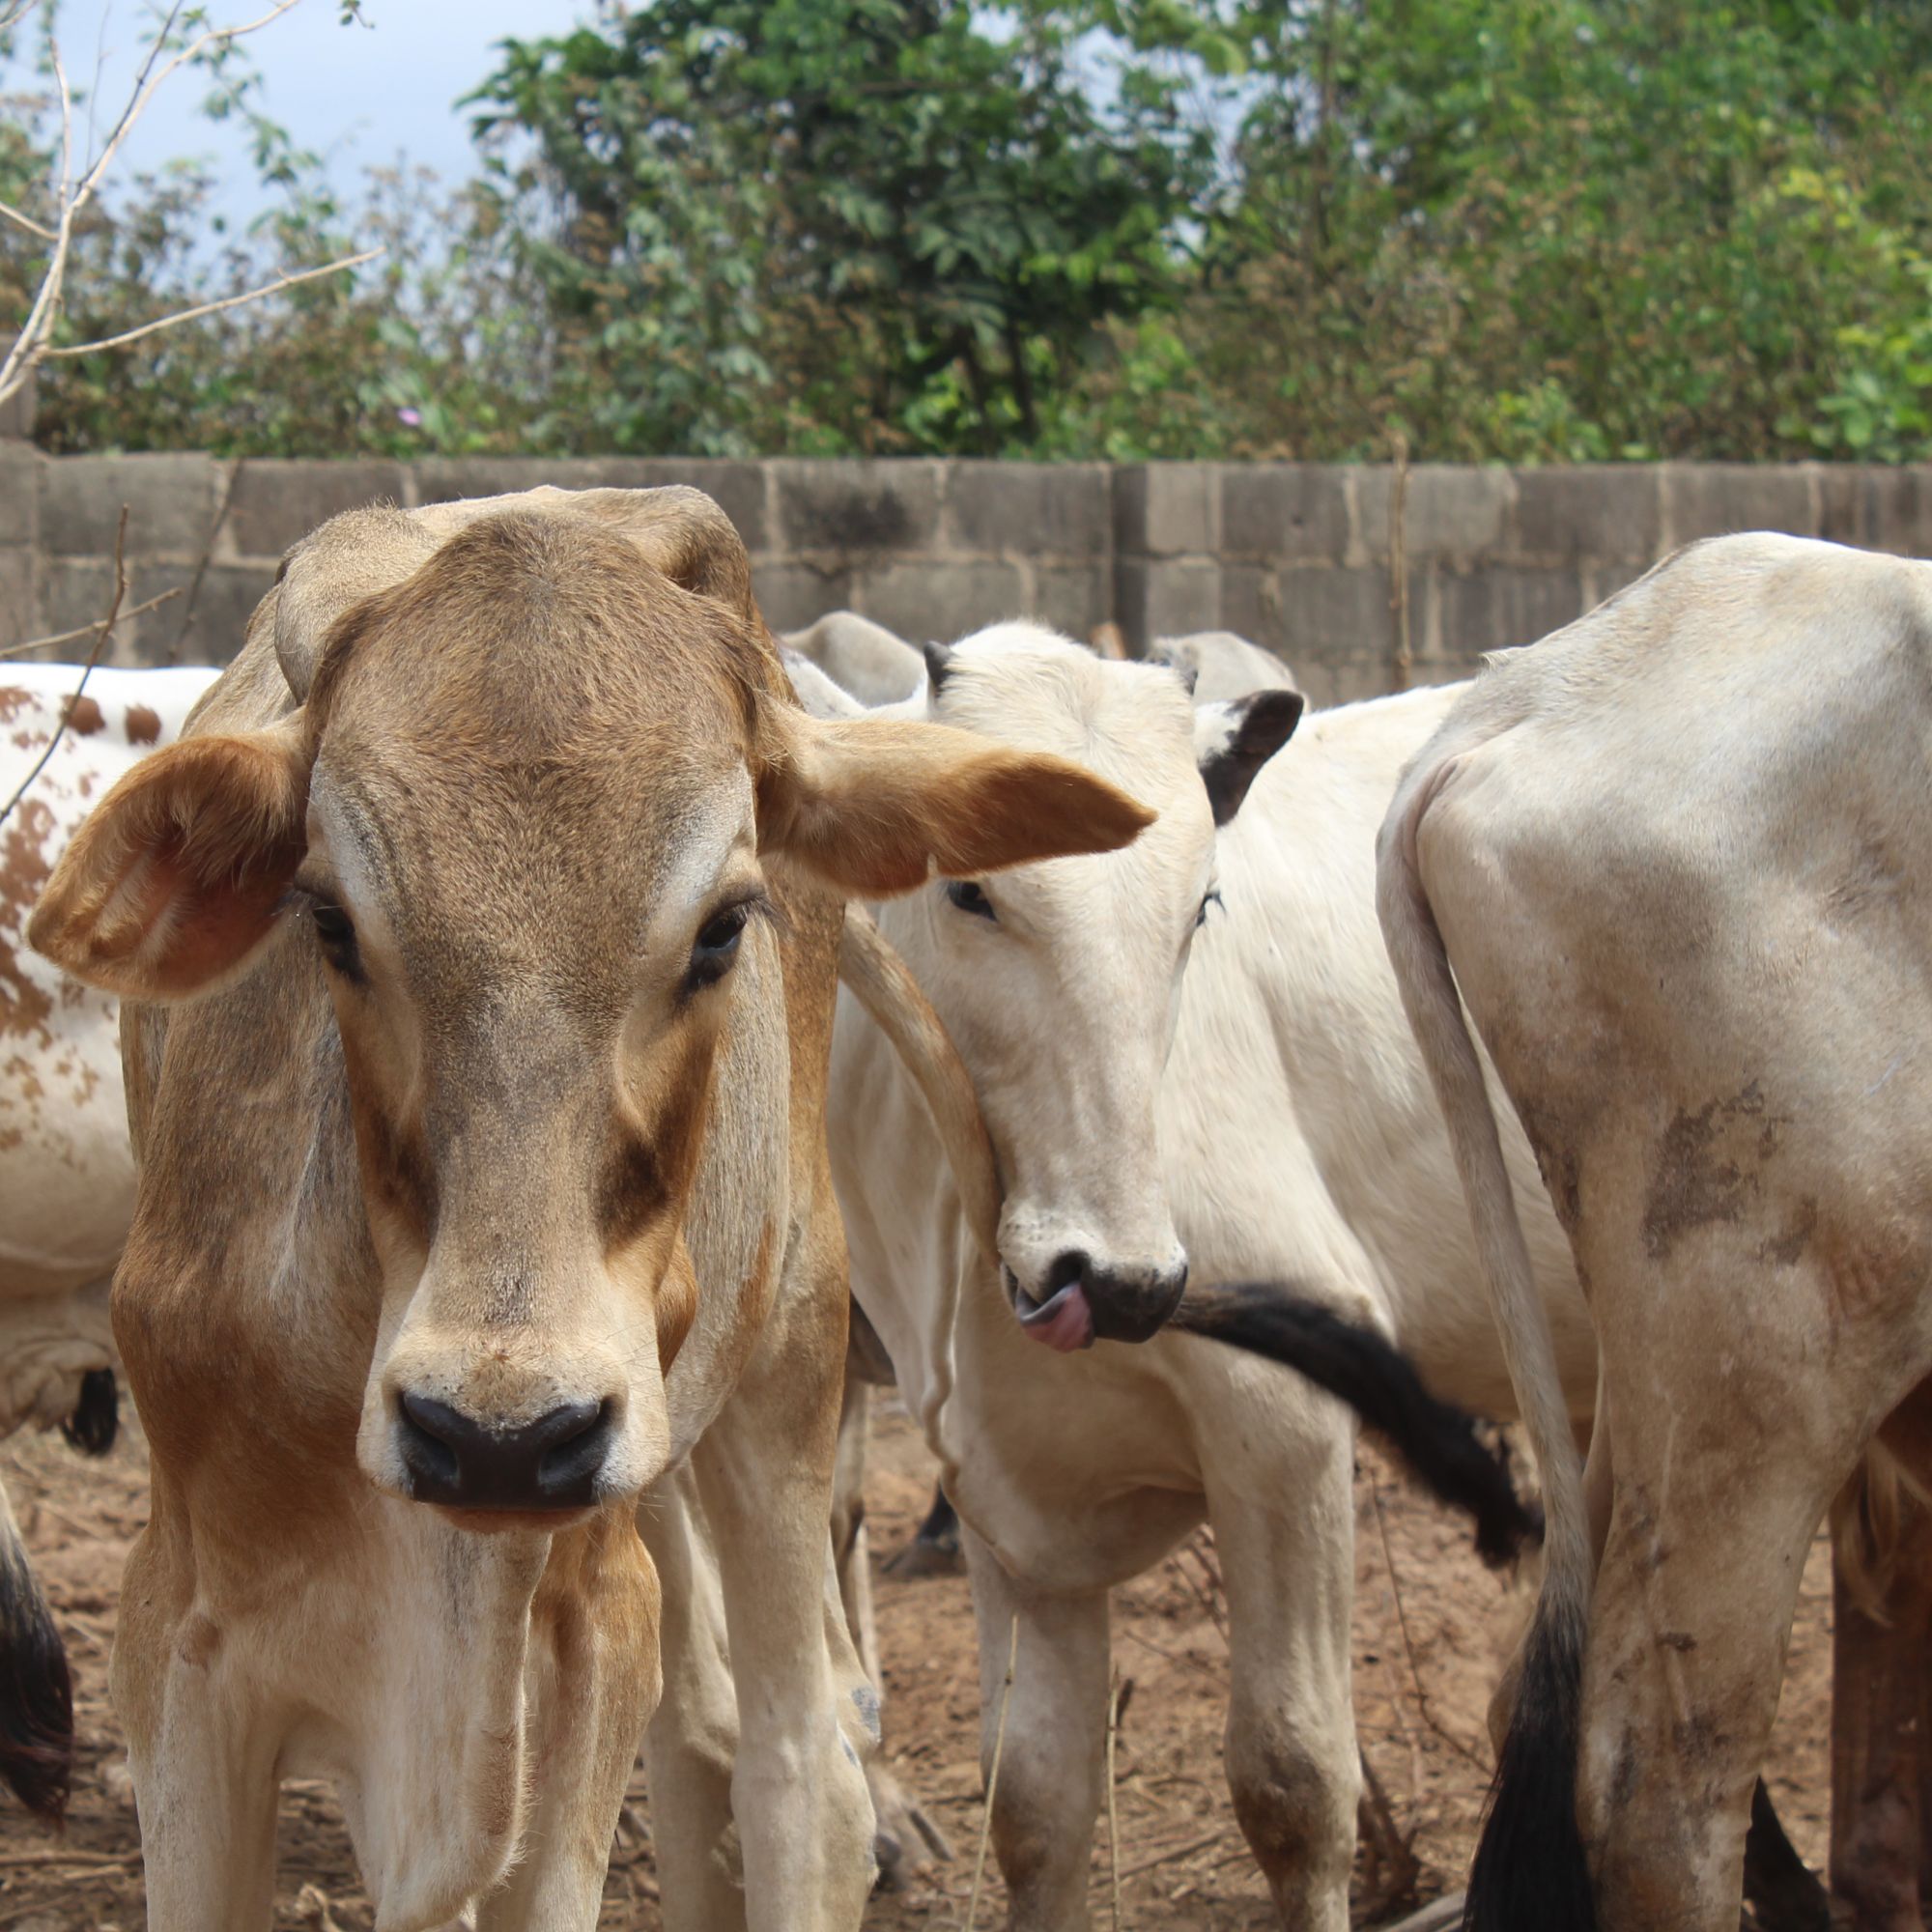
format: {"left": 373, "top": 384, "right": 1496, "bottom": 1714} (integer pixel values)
{"left": 466, "top": 0, "right": 1211, "bottom": 453}
{"left": 14, "top": 0, "right": 1932, "bottom": 462}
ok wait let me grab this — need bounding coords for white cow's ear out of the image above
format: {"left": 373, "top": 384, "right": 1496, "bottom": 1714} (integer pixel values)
{"left": 921, "top": 640, "right": 954, "bottom": 696}
{"left": 28, "top": 717, "right": 313, "bottom": 1000}
{"left": 1196, "top": 689, "right": 1303, "bottom": 826}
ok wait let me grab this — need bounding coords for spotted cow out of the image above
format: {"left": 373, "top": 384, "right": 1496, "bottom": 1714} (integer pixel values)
{"left": 0, "top": 662, "right": 216, "bottom": 1823}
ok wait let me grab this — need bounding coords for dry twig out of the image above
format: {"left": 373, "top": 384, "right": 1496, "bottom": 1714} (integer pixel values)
{"left": 0, "top": 504, "right": 128, "bottom": 833}
{"left": 1105, "top": 1671, "right": 1126, "bottom": 1931}
{"left": 0, "top": 1, "right": 378, "bottom": 413}
{"left": 0, "top": 584, "right": 184, "bottom": 661}
{"left": 1367, "top": 1462, "right": 1492, "bottom": 1774}
{"left": 962, "top": 1612, "right": 1020, "bottom": 1928}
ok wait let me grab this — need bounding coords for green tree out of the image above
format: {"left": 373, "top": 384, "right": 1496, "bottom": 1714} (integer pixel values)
{"left": 469, "top": 0, "right": 1211, "bottom": 454}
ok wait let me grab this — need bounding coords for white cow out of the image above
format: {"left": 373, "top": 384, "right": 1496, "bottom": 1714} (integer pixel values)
{"left": 1149, "top": 628, "right": 1301, "bottom": 705}
{"left": 0, "top": 661, "right": 216, "bottom": 1823}
{"left": 782, "top": 611, "right": 924, "bottom": 705}
{"left": 1377, "top": 533, "right": 1932, "bottom": 1931}
{"left": 807, "top": 625, "right": 1575, "bottom": 1929}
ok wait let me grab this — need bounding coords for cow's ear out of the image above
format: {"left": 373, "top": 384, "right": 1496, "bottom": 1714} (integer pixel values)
{"left": 756, "top": 706, "right": 1152, "bottom": 897}
{"left": 1196, "top": 689, "right": 1302, "bottom": 827}
{"left": 29, "top": 720, "right": 312, "bottom": 1000}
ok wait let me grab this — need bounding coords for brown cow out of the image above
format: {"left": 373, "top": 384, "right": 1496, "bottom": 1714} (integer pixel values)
{"left": 29, "top": 484, "right": 1149, "bottom": 1930}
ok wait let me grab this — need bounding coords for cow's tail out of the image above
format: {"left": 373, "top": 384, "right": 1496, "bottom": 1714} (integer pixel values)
{"left": 1168, "top": 1285, "right": 1539, "bottom": 1565}
{"left": 1832, "top": 1441, "right": 1932, "bottom": 1621}
{"left": 1377, "top": 759, "right": 1596, "bottom": 1932}
{"left": 0, "top": 1480, "right": 71, "bottom": 1826}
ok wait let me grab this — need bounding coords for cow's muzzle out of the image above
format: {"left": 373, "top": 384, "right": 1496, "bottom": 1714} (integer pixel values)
{"left": 394, "top": 1391, "right": 616, "bottom": 1513}
{"left": 1008, "top": 1253, "right": 1189, "bottom": 1351}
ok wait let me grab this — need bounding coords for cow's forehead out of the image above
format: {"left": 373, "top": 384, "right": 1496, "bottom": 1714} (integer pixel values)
{"left": 933, "top": 638, "right": 1195, "bottom": 781}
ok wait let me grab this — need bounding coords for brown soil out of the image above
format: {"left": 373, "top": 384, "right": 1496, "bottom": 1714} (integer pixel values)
{"left": 0, "top": 1401, "right": 1833, "bottom": 1930}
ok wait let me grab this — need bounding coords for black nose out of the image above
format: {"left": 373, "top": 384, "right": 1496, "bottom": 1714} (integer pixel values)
{"left": 396, "top": 1392, "right": 614, "bottom": 1511}
{"left": 1060, "top": 1253, "right": 1190, "bottom": 1345}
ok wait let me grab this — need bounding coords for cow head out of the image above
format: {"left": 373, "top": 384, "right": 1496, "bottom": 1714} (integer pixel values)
{"left": 881, "top": 625, "right": 1300, "bottom": 1350}
{"left": 30, "top": 490, "right": 1151, "bottom": 1525}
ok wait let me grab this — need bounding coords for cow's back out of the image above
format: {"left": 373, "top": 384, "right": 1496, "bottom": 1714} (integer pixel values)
{"left": 1410, "top": 534, "right": 1932, "bottom": 1399}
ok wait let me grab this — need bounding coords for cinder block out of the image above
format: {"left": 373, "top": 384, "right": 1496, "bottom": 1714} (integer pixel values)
{"left": 1435, "top": 566, "right": 1585, "bottom": 662}
{"left": 43, "top": 452, "right": 219, "bottom": 557}
{"left": 573, "top": 458, "right": 771, "bottom": 553}
{"left": 753, "top": 560, "right": 856, "bottom": 636}
{"left": 857, "top": 559, "right": 1024, "bottom": 643}
{"left": 1221, "top": 466, "right": 1350, "bottom": 561}
{"left": 1114, "top": 464, "right": 1219, "bottom": 558}
{"left": 947, "top": 462, "right": 1109, "bottom": 558}
{"left": 0, "top": 547, "right": 35, "bottom": 653}
{"left": 1028, "top": 564, "right": 1110, "bottom": 642}
{"left": 412, "top": 457, "right": 574, "bottom": 505}
{"left": 1813, "top": 466, "right": 1864, "bottom": 549}
{"left": 171, "top": 563, "right": 278, "bottom": 666}
{"left": 227, "top": 460, "right": 407, "bottom": 557}
{"left": 35, "top": 556, "right": 117, "bottom": 648}
{"left": 1513, "top": 466, "right": 1662, "bottom": 562}
{"left": 1295, "top": 653, "right": 1397, "bottom": 709}
{"left": 1357, "top": 464, "right": 1511, "bottom": 562}
{"left": 0, "top": 442, "right": 39, "bottom": 549}
{"left": 1277, "top": 564, "right": 1392, "bottom": 668}
{"left": 1854, "top": 468, "right": 1932, "bottom": 557}
{"left": 774, "top": 461, "right": 942, "bottom": 554}
{"left": 1217, "top": 564, "right": 1286, "bottom": 656}
{"left": 1662, "top": 465, "right": 1816, "bottom": 547}
{"left": 1113, "top": 558, "right": 1221, "bottom": 650}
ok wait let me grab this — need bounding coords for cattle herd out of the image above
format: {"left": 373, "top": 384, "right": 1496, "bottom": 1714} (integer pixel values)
{"left": 0, "top": 482, "right": 1927, "bottom": 1932}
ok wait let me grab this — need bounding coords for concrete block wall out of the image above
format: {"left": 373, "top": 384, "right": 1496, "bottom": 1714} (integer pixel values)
{"left": 3, "top": 452, "right": 1928, "bottom": 704}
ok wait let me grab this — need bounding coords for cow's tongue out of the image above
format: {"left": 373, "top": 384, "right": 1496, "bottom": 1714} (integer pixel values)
{"left": 1016, "top": 1282, "right": 1095, "bottom": 1352}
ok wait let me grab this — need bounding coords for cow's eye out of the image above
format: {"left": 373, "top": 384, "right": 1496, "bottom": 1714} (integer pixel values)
{"left": 1194, "top": 888, "right": 1223, "bottom": 930}
{"left": 945, "top": 880, "right": 996, "bottom": 922}
{"left": 309, "top": 898, "right": 361, "bottom": 979}
{"left": 688, "top": 902, "right": 751, "bottom": 990}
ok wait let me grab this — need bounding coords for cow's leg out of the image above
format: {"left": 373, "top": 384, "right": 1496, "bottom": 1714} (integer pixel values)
{"left": 1831, "top": 1482, "right": 1932, "bottom": 1932}
{"left": 639, "top": 1463, "right": 750, "bottom": 1932}
{"left": 959, "top": 1520, "right": 1110, "bottom": 1932}
{"left": 114, "top": 1620, "right": 279, "bottom": 1932}
{"left": 829, "top": 1367, "right": 950, "bottom": 1888}
{"left": 884, "top": 1482, "right": 965, "bottom": 1578}
{"left": 1576, "top": 1384, "right": 1839, "bottom": 1932}
{"left": 1207, "top": 1424, "right": 1360, "bottom": 1932}
{"left": 692, "top": 1255, "right": 876, "bottom": 1932}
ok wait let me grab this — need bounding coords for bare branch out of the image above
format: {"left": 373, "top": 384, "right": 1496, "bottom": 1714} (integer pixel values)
{"left": 75, "top": 0, "right": 301, "bottom": 213}
{"left": 0, "top": 0, "right": 331, "bottom": 411}
{"left": 45, "top": 248, "right": 383, "bottom": 357}
{"left": 0, "top": 585, "right": 185, "bottom": 661}
{"left": 0, "top": 199, "right": 54, "bottom": 242}
{"left": 0, "top": 506, "right": 129, "bottom": 834}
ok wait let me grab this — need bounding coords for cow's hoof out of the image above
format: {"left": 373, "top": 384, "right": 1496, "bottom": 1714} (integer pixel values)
{"left": 868, "top": 1763, "right": 952, "bottom": 1891}
{"left": 882, "top": 1535, "right": 964, "bottom": 1579}
{"left": 59, "top": 1369, "right": 117, "bottom": 1458}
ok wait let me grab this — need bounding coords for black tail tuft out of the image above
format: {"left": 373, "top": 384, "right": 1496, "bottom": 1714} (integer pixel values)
{"left": 1169, "top": 1282, "right": 1539, "bottom": 1566}
{"left": 60, "top": 1369, "right": 118, "bottom": 1459}
{"left": 0, "top": 1525, "right": 72, "bottom": 1826}
{"left": 1463, "top": 1601, "right": 1594, "bottom": 1931}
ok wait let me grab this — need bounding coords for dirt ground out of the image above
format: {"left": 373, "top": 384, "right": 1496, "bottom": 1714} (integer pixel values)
{"left": 0, "top": 1400, "right": 1834, "bottom": 1931}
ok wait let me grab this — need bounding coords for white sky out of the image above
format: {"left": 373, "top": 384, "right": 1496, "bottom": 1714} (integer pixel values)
{"left": 29, "top": 0, "right": 589, "bottom": 225}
